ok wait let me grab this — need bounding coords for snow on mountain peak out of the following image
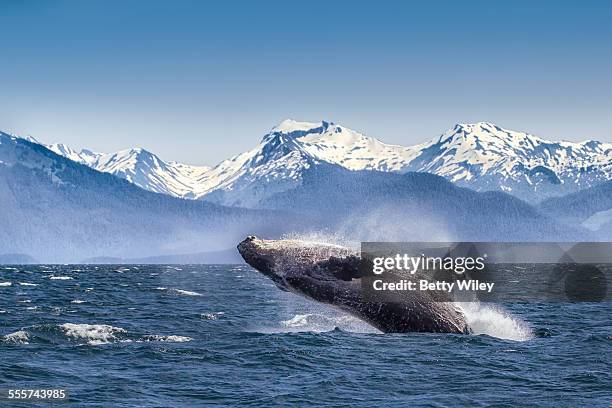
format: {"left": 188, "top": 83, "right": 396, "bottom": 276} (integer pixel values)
{"left": 410, "top": 122, "right": 612, "bottom": 196}
{"left": 271, "top": 119, "right": 327, "bottom": 134}
{"left": 1, "top": 131, "right": 40, "bottom": 145}
{"left": 6, "top": 119, "right": 612, "bottom": 206}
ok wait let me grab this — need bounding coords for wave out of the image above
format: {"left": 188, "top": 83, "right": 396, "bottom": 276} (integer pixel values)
{"left": 60, "top": 323, "right": 125, "bottom": 345}
{"left": 255, "top": 296, "right": 531, "bottom": 339}
{"left": 457, "top": 302, "right": 533, "bottom": 341}
{"left": 173, "top": 289, "right": 202, "bottom": 297}
{"left": 0, "top": 323, "right": 194, "bottom": 346}
{"left": 2, "top": 330, "right": 29, "bottom": 344}
{"left": 139, "top": 335, "right": 192, "bottom": 343}
{"left": 0, "top": 282, "right": 12, "bottom": 286}
{"left": 201, "top": 312, "right": 224, "bottom": 320}
{"left": 259, "top": 309, "right": 380, "bottom": 334}
{"left": 49, "top": 276, "right": 73, "bottom": 280}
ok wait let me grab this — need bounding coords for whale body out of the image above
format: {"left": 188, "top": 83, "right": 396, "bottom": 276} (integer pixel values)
{"left": 238, "top": 236, "right": 469, "bottom": 334}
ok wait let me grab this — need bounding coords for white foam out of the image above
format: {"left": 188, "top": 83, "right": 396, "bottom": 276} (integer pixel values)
{"left": 173, "top": 289, "right": 202, "bottom": 296}
{"left": 49, "top": 276, "right": 73, "bottom": 280}
{"left": 18, "top": 282, "right": 38, "bottom": 286}
{"left": 70, "top": 300, "right": 85, "bottom": 304}
{"left": 144, "top": 335, "right": 192, "bottom": 343}
{"left": 60, "top": 323, "right": 126, "bottom": 345}
{"left": 201, "top": 312, "right": 224, "bottom": 320}
{"left": 280, "top": 231, "right": 358, "bottom": 251}
{"left": 0, "top": 282, "right": 12, "bottom": 286}
{"left": 458, "top": 302, "right": 533, "bottom": 341}
{"left": 274, "top": 312, "right": 380, "bottom": 334}
{"left": 3, "top": 330, "right": 29, "bottom": 344}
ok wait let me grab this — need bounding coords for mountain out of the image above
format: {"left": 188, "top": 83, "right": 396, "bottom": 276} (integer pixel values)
{"left": 46, "top": 143, "right": 210, "bottom": 199}
{"left": 0, "top": 129, "right": 596, "bottom": 262}
{"left": 38, "top": 119, "right": 612, "bottom": 206}
{"left": 198, "top": 120, "right": 612, "bottom": 206}
{"left": 81, "top": 248, "right": 242, "bottom": 264}
{"left": 0, "top": 253, "right": 38, "bottom": 264}
{"left": 539, "top": 180, "right": 612, "bottom": 237}
{"left": 0, "top": 131, "right": 295, "bottom": 262}
{"left": 260, "top": 165, "right": 587, "bottom": 242}
{"left": 405, "top": 122, "right": 612, "bottom": 201}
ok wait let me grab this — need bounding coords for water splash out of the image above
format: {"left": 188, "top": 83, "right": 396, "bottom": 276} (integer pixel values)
{"left": 280, "top": 231, "right": 359, "bottom": 252}
{"left": 278, "top": 312, "right": 380, "bottom": 334}
{"left": 458, "top": 302, "right": 533, "bottom": 341}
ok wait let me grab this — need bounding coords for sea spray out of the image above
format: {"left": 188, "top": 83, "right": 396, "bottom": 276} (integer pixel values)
{"left": 457, "top": 302, "right": 533, "bottom": 341}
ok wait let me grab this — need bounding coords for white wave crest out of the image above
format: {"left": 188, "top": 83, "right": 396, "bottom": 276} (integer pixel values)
{"left": 277, "top": 312, "right": 380, "bottom": 334}
{"left": 458, "top": 302, "right": 533, "bottom": 341}
{"left": 173, "top": 289, "right": 202, "bottom": 297}
{"left": 49, "top": 276, "right": 73, "bottom": 280}
{"left": 0, "top": 282, "right": 12, "bottom": 286}
{"left": 142, "top": 335, "right": 192, "bottom": 343}
{"left": 3, "top": 330, "right": 29, "bottom": 344}
{"left": 201, "top": 312, "right": 224, "bottom": 320}
{"left": 60, "top": 323, "right": 126, "bottom": 345}
{"left": 19, "top": 282, "right": 38, "bottom": 286}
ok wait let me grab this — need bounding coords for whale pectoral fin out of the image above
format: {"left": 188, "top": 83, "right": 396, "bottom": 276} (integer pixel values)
{"left": 285, "top": 275, "right": 337, "bottom": 304}
{"left": 315, "top": 255, "right": 362, "bottom": 281}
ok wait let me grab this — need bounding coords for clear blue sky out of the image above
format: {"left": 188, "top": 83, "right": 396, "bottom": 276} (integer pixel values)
{"left": 1, "top": 0, "right": 611, "bottom": 165}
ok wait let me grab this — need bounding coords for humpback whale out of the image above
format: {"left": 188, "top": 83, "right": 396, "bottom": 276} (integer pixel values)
{"left": 238, "top": 236, "right": 469, "bottom": 334}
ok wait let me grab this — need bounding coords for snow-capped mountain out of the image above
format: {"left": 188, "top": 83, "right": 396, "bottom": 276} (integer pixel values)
{"left": 12, "top": 119, "right": 612, "bottom": 206}
{"left": 45, "top": 143, "right": 210, "bottom": 198}
{"left": 0, "top": 131, "right": 292, "bottom": 261}
{"left": 404, "top": 122, "right": 612, "bottom": 200}
{"left": 186, "top": 119, "right": 427, "bottom": 207}
{"left": 193, "top": 119, "right": 612, "bottom": 206}
{"left": 0, "top": 130, "right": 590, "bottom": 262}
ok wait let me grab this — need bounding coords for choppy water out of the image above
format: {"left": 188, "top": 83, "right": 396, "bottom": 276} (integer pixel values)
{"left": 0, "top": 265, "right": 610, "bottom": 407}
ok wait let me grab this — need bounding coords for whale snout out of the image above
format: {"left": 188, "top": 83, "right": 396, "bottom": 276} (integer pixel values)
{"left": 238, "top": 236, "right": 287, "bottom": 289}
{"left": 237, "top": 236, "right": 273, "bottom": 273}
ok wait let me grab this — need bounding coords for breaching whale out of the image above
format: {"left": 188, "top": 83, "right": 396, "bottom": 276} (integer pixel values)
{"left": 237, "top": 236, "right": 469, "bottom": 334}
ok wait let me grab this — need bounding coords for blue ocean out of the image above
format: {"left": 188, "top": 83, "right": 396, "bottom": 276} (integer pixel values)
{"left": 0, "top": 265, "right": 610, "bottom": 407}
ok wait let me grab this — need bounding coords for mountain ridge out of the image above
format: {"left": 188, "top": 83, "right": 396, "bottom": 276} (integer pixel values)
{"left": 7, "top": 119, "right": 612, "bottom": 206}
{"left": 0, "top": 132, "right": 295, "bottom": 262}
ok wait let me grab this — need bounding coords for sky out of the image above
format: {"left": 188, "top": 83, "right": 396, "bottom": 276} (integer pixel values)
{"left": 1, "top": 0, "right": 611, "bottom": 165}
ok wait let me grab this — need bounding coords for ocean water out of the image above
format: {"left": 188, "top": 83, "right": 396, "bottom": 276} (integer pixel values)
{"left": 0, "top": 265, "right": 610, "bottom": 407}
